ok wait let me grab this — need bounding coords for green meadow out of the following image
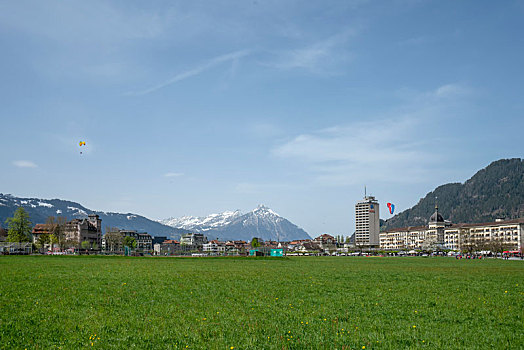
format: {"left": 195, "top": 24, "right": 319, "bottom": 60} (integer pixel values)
{"left": 0, "top": 256, "right": 522, "bottom": 349}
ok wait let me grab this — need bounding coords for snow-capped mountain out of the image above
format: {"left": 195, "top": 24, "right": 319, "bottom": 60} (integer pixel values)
{"left": 161, "top": 205, "right": 310, "bottom": 241}
{"left": 161, "top": 210, "right": 243, "bottom": 232}
{"left": 0, "top": 194, "right": 187, "bottom": 238}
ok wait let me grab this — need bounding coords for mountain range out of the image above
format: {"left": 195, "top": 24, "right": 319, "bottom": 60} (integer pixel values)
{"left": 2, "top": 158, "right": 520, "bottom": 241}
{"left": 160, "top": 205, "right": 311, "bottom": 241}
{"left": 0, "top": 194, "right": 187, "bottom": 238}
{"left": 383, "top": 158, "right": 524, "bottom": 230}
{"left": 0, "top": 195, "right": 310, "bottom": 241}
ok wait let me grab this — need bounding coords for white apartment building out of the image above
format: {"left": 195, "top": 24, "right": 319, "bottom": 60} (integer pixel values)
{"left": 355, "top": 195, "right": 380, "bottom": 248}
{"left": 380, "top": 209, "right": 524, "bottom": 252}
{"left": 203, "top": 240, "right": 226, "bottom": 255}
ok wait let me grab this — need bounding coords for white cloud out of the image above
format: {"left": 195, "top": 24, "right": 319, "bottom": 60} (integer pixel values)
{"left": 164, "top": 172, "right": 184, "bottom": 178}
{"left": 274, "top": 116, "right": 430, "bottom": 185}
{"left": 434, "top": 84, "right": 470, "bottom": 98}
{"left": 127, "top": 50, "right": 250, "bottom": 95}
{"left": 264, "top": 29, "right": 356, "bottom": 74}
{"left": 13, "top": 160, "right": 38, "bottom": 168}
{"left": 395, "top": 83, "right": 472, "bottom": 104}
{"left": 273, "top": 84, "right": 471, "bottom": 186}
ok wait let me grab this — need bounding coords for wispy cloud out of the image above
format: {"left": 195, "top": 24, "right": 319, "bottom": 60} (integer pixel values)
{"left": 264, "top": 29, "right": 356, "bottom": 73}
{"left": 433, "top": 84, "right": 471, "bottom": 98}
{"left": 394, "top": 83, "right": 473, "bottom": 107}
{"left": 0, "top": 0, "right": 170, "bottom": 44}
{"left": 13, "top": 160, "right": 38, "bottom": 168}
{"left": 164, "top": 172, "right": 184, "bottom": 178}
{"left": 273, "top": 84, "right": 471, "bottom": 186}
{"left": 127, "top": 50, "right": 250, "bottom": 95}
{"left": 397, "top": 36, "right": 431, "bottom": 47}
{"left": 273, "top": 116, "right": 429, "bottom": 185}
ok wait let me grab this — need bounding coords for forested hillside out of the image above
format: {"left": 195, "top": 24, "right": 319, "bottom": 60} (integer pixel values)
{"left": 383, "top": 158, "right": 524, "bottom": 230}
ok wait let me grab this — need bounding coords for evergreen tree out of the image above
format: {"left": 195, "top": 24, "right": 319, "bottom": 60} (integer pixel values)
{"left": 5, "top": 207, "right": 32, "bottom": 243}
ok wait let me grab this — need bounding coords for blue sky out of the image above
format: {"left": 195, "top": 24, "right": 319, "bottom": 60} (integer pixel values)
{"left": 1, "top": 0, "right": 523, "bottom": 237}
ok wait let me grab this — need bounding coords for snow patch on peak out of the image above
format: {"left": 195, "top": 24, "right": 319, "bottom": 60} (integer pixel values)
{"left": 160, "top": 209, "right": 244, "bottom": 231}
{"left": 38, "top": 202, "right": 53, "bottom": 208}
{"left": 67, "top": 206, "right": 88, "bottom": 216}
{"left": 252, "top": 204, "right": 279, "bottom": 216}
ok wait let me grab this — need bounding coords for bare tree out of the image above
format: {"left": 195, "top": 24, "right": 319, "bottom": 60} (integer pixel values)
{"left": 46, "top": 216, "right": 68, "bottom": 251}
{"left": 487, "top": 237, "right": 512, "bottom": 257}
{"left": 104, "top": 228, "right": 124, "bottom": 253}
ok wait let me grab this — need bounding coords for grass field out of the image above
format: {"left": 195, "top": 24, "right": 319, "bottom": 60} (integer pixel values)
{"left": 0, "top": 256, "right": 523, "bottom": 349}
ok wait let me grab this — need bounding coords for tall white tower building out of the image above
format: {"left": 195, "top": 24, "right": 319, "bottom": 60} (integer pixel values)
{"left": 355, "top": 195, "right": 380, "bottom": 248}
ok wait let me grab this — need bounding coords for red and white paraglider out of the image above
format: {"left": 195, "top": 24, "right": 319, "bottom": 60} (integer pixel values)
{"left": 387, "top": 202, "right": 395, "bottom": 215}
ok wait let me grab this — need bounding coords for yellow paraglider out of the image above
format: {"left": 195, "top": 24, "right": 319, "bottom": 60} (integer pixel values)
{"left": 79, "top": 141, "right": 86, "bottom": 154}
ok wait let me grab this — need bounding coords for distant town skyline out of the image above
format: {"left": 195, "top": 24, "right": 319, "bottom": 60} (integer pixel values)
{"left": 1, "top": 1, "right": 523, "bottom": 236}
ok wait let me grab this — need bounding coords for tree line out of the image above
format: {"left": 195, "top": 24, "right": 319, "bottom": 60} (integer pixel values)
{"left": 1, "top": 207, "right": 137, "bottom": 253}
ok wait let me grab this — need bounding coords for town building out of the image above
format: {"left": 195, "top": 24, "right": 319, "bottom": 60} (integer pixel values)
{"left": 180, "top": 233, "right": 207, "bottom": 248}
{"left": 380, "top": 207, "right": 524, "bottom": 252}
{"left": 313, "top": 234, "right": 337, "bottom": 254}
{"left": 224, "top": 240, "right": 248, "bottom": 255}
{"left": 355, "top": 195, "right": 380, "bottom": 248}
{"left": 65, "top": 214, "right": 102, "bottom": 248}
{"left": 32, "top": 224, "right": 54, "bottom": 244}
{"left": 118, "top": 230, "right": 153, "bottom": 251}
{"left": 32, "top": 214, "right": 102, "bottom": 250}
{"left": 102, "top": 229, "right": 153, "bottom": 252}
{"left": 154, "top": 239, "right": 182, "bottom": 255}
{"left": 152, "top": 236, "right": 168, "bottom": 245}
{"left": 203, "top": 240, "right": 226, "bottom": 255}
